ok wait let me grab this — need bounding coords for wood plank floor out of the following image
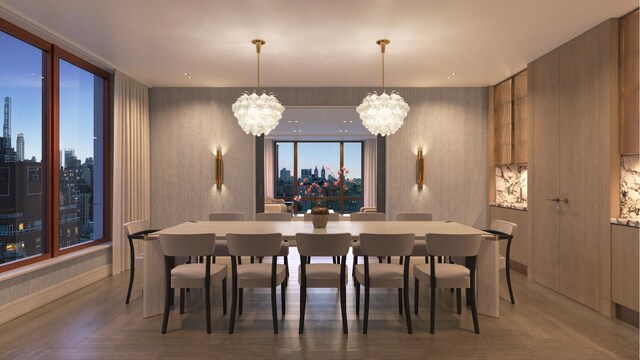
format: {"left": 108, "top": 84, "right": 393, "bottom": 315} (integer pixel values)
{"left": 0, "top": 249, "right": 637, "bottom": 360}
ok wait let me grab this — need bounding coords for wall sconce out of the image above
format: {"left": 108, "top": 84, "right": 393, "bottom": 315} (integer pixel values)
{"left": 417, "top": 147, "right": 424, "bottom": 190}
{"left": 216, "top": 147, "right": 223, "bottom": 191}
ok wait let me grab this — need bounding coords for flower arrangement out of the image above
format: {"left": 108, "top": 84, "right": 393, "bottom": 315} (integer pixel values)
{"left": 293, "top": 166, "right": 355, "bottom": 204}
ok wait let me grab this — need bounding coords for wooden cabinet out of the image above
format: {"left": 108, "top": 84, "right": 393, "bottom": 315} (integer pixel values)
{"left": 513, "top": 72, "right": 528, "bottom": 163}
{"left": 494, "top": 79, "right": 512, "bottom": 165}
{"left": 530, "top": 19, "right": 618, "bottom": 311}
{"left": 611, "top": 225, "right": 639, "bottom": 312}
{"left": 620, "top": 10, "right": 639, "bottom": 155}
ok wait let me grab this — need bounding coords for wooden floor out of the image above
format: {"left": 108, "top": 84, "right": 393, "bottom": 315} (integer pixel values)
{"left": 0, "top": 249, "right": 637, "bottom": 360}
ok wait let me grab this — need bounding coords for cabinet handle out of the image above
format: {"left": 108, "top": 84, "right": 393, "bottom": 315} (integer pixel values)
{"left": 546, "top": 197, "right": 560, "bottom": 202}
{"left": 560, "top": 198, "right": 568, "bottom": 204}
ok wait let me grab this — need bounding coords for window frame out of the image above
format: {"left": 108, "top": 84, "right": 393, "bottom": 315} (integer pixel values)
{"left": 273, "top": 140, "right": 364, "bottom": 214}
{"left": 0, "top": 18, "right": 111, "bottom": 271}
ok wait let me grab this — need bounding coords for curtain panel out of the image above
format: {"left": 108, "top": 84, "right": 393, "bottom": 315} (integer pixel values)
{"left": 112, "top": 71, "right": 151, "bottom": 274}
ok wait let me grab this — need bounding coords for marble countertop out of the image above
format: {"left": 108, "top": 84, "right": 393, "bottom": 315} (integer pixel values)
{"left": 489, "top": 202, "right": 527, "bottom": 211}
{"left": 611, "top": 218, "right": 640, "bottom": 228}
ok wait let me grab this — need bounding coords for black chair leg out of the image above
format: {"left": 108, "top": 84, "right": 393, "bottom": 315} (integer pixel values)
{"left": 340, "top": 283, "right": 348, "bottom": 334}
{"left": 299, "top": 284, "right": 306, "bottom": 334}
{"left": 161, "top": 258, "right": 171, "bottom": 334}
{"left": 506, "top": 260, "right": 515, "bottom": 304}
{"left": 271, "top": 285, "right": 278, "bottom": 334}
{"left": 415, "top": 278, "right": 420, "bottom": 314}
{"left": 239, "top": 288, "right": 243, "bottom": 315}
{"left": 363, "top": 285, "right": 370, "bottom": 334}
{"left": 456, "top": 288, "right": 462, "bottom": 314}
{"left": 398, "top": 288, "right": 403, "bottom": 315}
{"left": 470, "top": 281, "right": 480, "bottom": 334}
{"left": 126, "top": 238, "right": 135, "bottom": 304}
{"left": 355, "top": 282, "right": 360, "bottom": 315}
{"left": 180, "top": 288, "right": 185, "bottom": 314}
{"left": 430, "top": 284, "right": 436, "bottom": 334}
{"left": 281, "top": 282, "right": 286, "bottom": 315}
{"left": 205, "top": 284, "right": 211, "bottom": 334}
{"left": 229, "top": 278, "right": 237, "bottom": 334}
{"left": 222, "top": 278, "right": 227, "bottom": 315}
{"left": 284, "top": 256, "right": 290, "bottom": 285}
{"left": 403, "top": 285, "right": 412, "bottom": 334}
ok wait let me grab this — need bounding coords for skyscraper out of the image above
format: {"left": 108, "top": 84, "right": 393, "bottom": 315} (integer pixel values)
{"left": 16, "top": 133, "right": 24, "bottom": 161}
{"left": 313, "top": 166, "right": 318, "bottom": 177}
{"left": 321, "top": 166, "right": 325, "bottom": 179}
{"left": 3, "top": 97, "right": 11, "bottom": 150}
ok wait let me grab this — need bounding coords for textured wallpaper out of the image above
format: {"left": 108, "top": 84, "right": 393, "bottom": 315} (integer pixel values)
{"left": 149, "top": 87, "right": 487, "bottom": 228}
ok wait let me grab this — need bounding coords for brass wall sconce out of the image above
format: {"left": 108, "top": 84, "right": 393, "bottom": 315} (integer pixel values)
{"left": 216, "top": 147, "right": 223, "bottom": 191}
{"left": 417, "top": 147, "right": 424, "bottom": 190}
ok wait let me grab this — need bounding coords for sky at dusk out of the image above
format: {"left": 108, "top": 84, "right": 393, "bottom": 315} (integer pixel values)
{"left": 277, "top": 142, "right": 362, "bottom": 179}
{"left": 0, "top": 31, "right": 99, "bottom": 162}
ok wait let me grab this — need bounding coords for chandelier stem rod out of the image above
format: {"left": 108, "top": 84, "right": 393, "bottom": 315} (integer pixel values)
{"left": 381, "top": 51, "right": 385, "bottom": 92}
{"left": 257, "top": 50, "right": 260, "bottom": 92}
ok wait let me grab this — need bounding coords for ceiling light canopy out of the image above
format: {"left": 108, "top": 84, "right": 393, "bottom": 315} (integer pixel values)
{"left": 357, "top": 39, "right": 409, "bottom": 136}
{"left": 232, "top": 39, "right": 285, "bottom": 136}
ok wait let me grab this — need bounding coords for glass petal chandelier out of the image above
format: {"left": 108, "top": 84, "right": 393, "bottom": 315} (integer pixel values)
{"left": 232, "top": 39, "right": 284, "bottom": 136}
{"left": 357, "top": 39, "right": 410, "bottom": 136}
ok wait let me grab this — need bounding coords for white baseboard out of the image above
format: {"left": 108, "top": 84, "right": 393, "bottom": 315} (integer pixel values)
{"left": 0, "top": 265, "right": 112, "bottom": 325}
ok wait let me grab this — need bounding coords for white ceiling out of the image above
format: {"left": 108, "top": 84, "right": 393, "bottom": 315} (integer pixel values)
{"left": 266, "top": 108, "right": 374, "bottom": 140}
{"left": 0, "top": 0, "right": 636, "bottom": 88}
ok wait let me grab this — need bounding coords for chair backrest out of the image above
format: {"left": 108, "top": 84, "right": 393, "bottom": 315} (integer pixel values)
{"left": 124, "top": 220, "right": 150, "bottom": 237}
{"left": 158, "top": 233, "right": 216, "bottom": 257}
{"left": 350, "top": 212, "right": 386, "bottom": 221}
{"left": 425, "top": 233, "right": 482, "bottom": 257}
{"left": 296, "top": 233, "right": 351, "bottom": 256}
{"left": 303, "top": 213, "right": 340, "bottom": 221}
{"left": 359, "top": 233, "right": 414, "bottom": 256}
{"left": 489, "top": 219, "right": 517, "bottom": 236}
{"left": 209, "top": 212, "right": 245, "bottom": 221}
{"left": 255, "top": 212, "right": 292, "bottom": 221}
{"left": 226, "top": 233, "right": 283, "bottom": 256}
{"left": 396, "top": 212, "right": 433, "bottom": 221}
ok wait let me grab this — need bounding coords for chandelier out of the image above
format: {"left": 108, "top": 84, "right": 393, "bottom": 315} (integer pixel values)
{"left": 356, "top": 39, "right": 409, "bottom": 136}
{"left": 232, "top": 39, "right": 284, "bottom": 136}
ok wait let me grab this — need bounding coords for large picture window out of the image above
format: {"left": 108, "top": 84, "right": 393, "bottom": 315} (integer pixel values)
{"left": 275, "top": 141, "right": 363, "bottom": 214}
{"left": 0, "top": 18, "right": 110, "bottom": 270}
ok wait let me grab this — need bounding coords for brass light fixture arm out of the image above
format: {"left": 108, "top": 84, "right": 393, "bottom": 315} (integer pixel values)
{"left": 252, "top": 39, "right": 265, "bottom": 92}
{"left": 376, "top": 39, "right": 390, "bottom": 91}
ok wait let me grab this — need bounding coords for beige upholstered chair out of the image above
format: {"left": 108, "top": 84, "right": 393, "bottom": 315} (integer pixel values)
{"left": 485, "top": 220, "right": 518, "bottom": 304}
{"left": 303, "top": 212, "right": 340, "bottom": 221}
{"left": 254, "top": 212, "right": 291, "bottom": 280}
{"left": 359, "top": 206, "right": 377, "bottom": 213}
{"left": 123, "top": 220, "right": 160, "bottom": 304}
{"left": 208, "top": 212, "right": 245, "bottom": 263}
{"left": 350, "top": 212, "right": 387, "bottom": 276}
{"left": 158, "top": 233, "right": 227, "bottom": 334}
{"left": 255, "top": 212, "right": 292, "bottom": 221}
{"left": 354, "top": 233, "right": 414, "bottom": 334}
{"left": 226, "top": 233, "right": 287, "bottom": 334}
{"left": 296, "top": 233, "right": 351, "bottom": 334}
{"left": 395, "top": 212, "right": 433, "bottom": 263}
{"left": 414, "top": 233, "right": 482, "bottom": 334}
{"left": 209, "top": 212, "right": 245, "bottom": 221}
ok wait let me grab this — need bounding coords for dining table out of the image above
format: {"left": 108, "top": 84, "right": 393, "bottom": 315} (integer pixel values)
{"left": 142, "top": 220, "right": 499, "bottom": 318}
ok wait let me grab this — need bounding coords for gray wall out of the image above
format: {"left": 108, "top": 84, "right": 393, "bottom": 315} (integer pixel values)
{"left": 150, "top": 87, "right": 487, "bottom": 228}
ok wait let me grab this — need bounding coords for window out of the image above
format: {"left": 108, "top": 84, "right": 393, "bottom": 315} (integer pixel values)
{"left": 0, "top": 18, "right": 110, "bottom": 270}
{"left": 274, "top": 141, "right": 363, "bottom": 213}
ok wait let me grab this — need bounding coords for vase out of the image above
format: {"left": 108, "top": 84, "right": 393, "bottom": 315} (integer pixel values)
{"left": 311, "top": 204, "right": 329, "bottom": 228}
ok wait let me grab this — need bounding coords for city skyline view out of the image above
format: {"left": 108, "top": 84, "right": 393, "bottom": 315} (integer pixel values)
{"left": 276, "top": 142, "right": 362, "bottom": 179}
{"left": 0, "top": 31, "right": 98, "bottom": 162}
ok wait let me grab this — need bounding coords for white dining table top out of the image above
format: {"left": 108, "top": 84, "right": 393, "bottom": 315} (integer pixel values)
{"left": 154, "top": 220, "right": 493, "bottom": 240}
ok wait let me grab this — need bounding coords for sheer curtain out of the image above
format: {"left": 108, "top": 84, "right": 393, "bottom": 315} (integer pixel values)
{"left": 112, "top": 70, "right": 150, "bottom": 274}
{"left": 364, "top": 138, "right": 377, "bottom": 207}
{"left": 264, "top": 139, "right": 274, "bottom": 198}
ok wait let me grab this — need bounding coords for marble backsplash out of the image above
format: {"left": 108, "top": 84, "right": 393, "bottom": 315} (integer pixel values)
{"left": 620, "top": 156, "right": 639, "bottom": 218}
{"left": 495, "top": 165, "right": 527, "bottom": 206}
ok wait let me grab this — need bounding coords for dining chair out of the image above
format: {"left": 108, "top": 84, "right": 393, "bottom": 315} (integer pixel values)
{"left": 354, "top": 233, "right": 414, "bottom": 334}
{"left": 296, "top": 233, "right": 351, "bottom": 334}
{"left": 254, "top": 212, "right": 291, "bottom": 281}
{"left": 396, "top": 212, "right": 433, "bottom": 265}
{"left": 414, "top": 233, "right": 482, "bottom": 334}
{"left": 226, "top": 233, "right": 287, "bottom": 334}
{"left": 158, "top": 233, "right": 228, "bottom": 334}
{"left": 208, "top": 212, "right": 245, "bottom": 264}
{"left": 484, "top": 220, "right": 518, "bottom": 304}
{"left": 350, "top": 212, "right": 387, "bottom": 277}
{"left": 123, "top": 220, "right": 160, "bottom": 304}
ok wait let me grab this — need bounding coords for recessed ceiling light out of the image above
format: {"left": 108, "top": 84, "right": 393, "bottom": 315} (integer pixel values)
{"left": 452, "top": 72, "right": 456, "bottom": 76}
{"left": 344, "top": 130, "right": 348, "bottom": 132}
{"left": 339, "top": 130, "right": 343, "bottom": 133}
{"left": 294, "top": 120, "right": 298, "bottom": 123}
{"left": 188, "top": 76, "right": 192, "bottom": 79}
{"left": 349, "top": 120, "right": 353, "bottom": 123}
{"left": 184, "top": 72, "right": 188, "bottom": 76}
{"left": 343, "top": 120, "right": 346, "bottom": 123}
{"left": 288, "top": 120, "right": 292, "bottom": 123}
